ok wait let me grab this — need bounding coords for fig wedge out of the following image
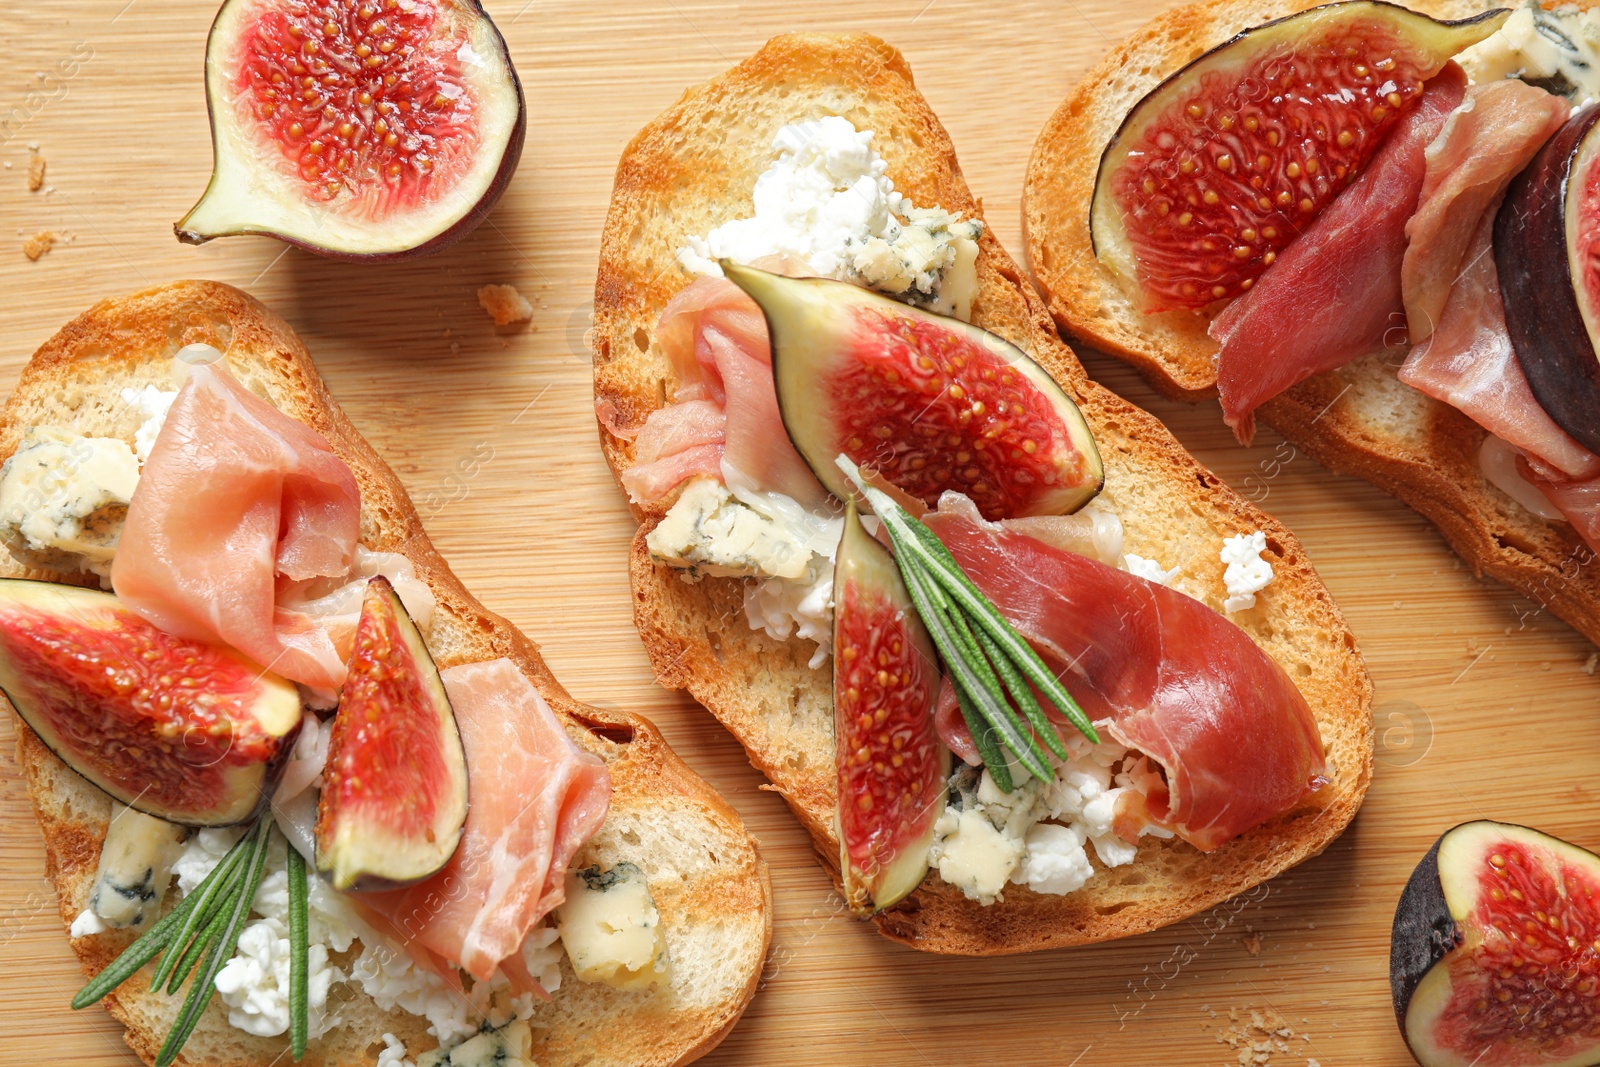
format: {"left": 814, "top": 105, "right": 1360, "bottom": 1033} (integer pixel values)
{"left": 0, "top": 578, "right": 301, "bottom": 826}
{"left": 315, "top": 575, "right": 467, "bottom": 891}
{"left": 1091, "top": 1, "right": 1506, "bottom": 311}
{"left": 1392, "top": 821, "right": 1600, "bottom": 1067}
{"left": 833, "top": 499, "right": 947, "bottom": 915}
{"left": 1497, "top": 104, "right": 1600, "bottom": 456}
{"left": 723, "top": 261, "right": 1103, "bottom": 521}
{"left": 176, "top": 0, "right": 525, "bottom": 260}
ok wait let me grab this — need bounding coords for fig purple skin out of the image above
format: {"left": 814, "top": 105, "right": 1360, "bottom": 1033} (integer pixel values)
{"left": 1496, "top": 105, "right": 1600, "bottom": 456}
{"left": 1390, "top": 820, "right": 1600, "bottom": 1067}
{"left": 176, "top": 0, "right": 526, "bottom": 262}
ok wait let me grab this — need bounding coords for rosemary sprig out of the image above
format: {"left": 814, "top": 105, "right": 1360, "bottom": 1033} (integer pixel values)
{"left": 287, "top": 842, "right": 309, "bottom": 1061}
{"left": 71, "top": 814, "right": 312, "bottom": 1067}
{"left": 839, "top": 459, "right": 1098, "bottom": 790}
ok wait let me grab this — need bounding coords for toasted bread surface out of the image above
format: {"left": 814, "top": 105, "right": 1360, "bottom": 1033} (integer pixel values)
{"left": 1023, "top": 0, "right": 1600, "bottom": 648}
{"left": 592, "top": 32, "right": 1374, "bottom": 955}
{"left": 5, "top": 280, "right": 772, "bottom": 1067}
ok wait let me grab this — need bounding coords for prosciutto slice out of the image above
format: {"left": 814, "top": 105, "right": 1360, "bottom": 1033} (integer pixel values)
{"left": 1399, "top": 196, "right": 1600, "bottom": 480}
{"left": 923, "top": 508, "right": 1326, "bottom": 852}
{"left": 1401, "top": 79, "right": 1568, "bottom": 346}
{"left": 362, "top": 658, "right": 611, "bottom": 982}
{"left": 606, "top": 273, "right": 831, "bottom": 510}
{"left": 1213, "top": 65, "right": 1467, "bottom": 444}
{"left": 111, "top": 364, "right": 360, "bottom": 689}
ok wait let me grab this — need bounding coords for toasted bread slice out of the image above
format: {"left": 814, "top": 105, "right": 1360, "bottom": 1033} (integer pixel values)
{"left": 1024, "top": 0, "right": 1600, "bottom": 648}
{"left": 591, "top": 32, "right": 1374, "bottom": 955}
{"left": 4, "top": 281, "right": 771, "bottom": 1067}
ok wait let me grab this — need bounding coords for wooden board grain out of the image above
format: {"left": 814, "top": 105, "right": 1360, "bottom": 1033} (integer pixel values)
{"left": 0, "top": 2, "right": 1596, "bottom": 1065}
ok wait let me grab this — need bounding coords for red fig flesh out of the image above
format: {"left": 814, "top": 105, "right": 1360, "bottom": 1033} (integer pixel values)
{"left": 724, "top": 262, "right": 1103, "bottom": 521}
{"left": 177, "top": 0, "right": 525, "bottom": 260}
{"left": 1392, "top": 821, "right": 1600, "bottom": 1067}
{"left": 1091, "top": 1, "right": 1506, "bottom": 311}
{"left": 315, "top": 575, "right": 466, "bottom": 891}
{"left": 0, "top": 578, "right": 302, "bottom": 826}
{"left": 833, "top": 500, "right": 948, "bottom": 915}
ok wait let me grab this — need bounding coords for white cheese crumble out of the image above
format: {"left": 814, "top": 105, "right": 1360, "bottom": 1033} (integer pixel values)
{"left": 214, "top": 918, "right": 341, "bottom": 1039}
{"left": 377, "top": 1034, "right": 412, "bottom": 1067}
{"left": 1459, "top": 0, "right": 1600, "bottom": 102}
{"left": 1122, "top": 553, "right": 1180, "bottom": 587}
{"left": 1220, "top": 531, "right": 1274, "bottom": 613}
{"left": 0, "top": 426, "right": 139, "bottom": 580}
{"left": 119, "top": 385, "right": 177, "bottom": 463}
{"left": 676, "top": 115, "right": 984, "bottom": 319}
{"left": 70, "top": 907, "right": 107, "bottom": 938}
{"left": 650, "top": 475, "right": 843, "bottom": 668}
{"left": 929, "top": 740, "right": 1170, "bottom": 905}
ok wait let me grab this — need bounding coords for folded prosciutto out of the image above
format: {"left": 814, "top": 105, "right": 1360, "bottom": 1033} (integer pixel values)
{"left": 111, "top": 363, "right": 361, "bottom": 689}
{"left": 1213, "top": 65, "right": 1467, "bottom": 444}
{"left": 1401, "top": 79, "right": 1569, "bottom": 347}
{"left": 362, "top": 658, "right": 611, "bottom": 983}
{"left": 924, "top": 508, "right": 1326, "bottom": 852}
{"left": 602, "top": 273, "right": 831, "bottom": 511}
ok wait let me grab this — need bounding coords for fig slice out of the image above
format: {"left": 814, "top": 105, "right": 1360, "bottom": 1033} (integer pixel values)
{"left": 0, "top": 578, "right": 302, "bottom": 826}
{"left": 833, "top": 499, "right": 948, "bottom": 915}
{"left": 1090, "top": 1, "right": 1507, "bottom": 312}
{"left": 1496, "top": 104, "right": 1600, "bottom": 456}
{"left": 1392, "top": 820, "right": 1600, "bottom": 1067}
{"left": 315, "top": 575, "right": 466, "bottom": 891}
{"left": 176, "top": 0, "right": 525, "bottom": 260}
{"left": 723, "top": 262, "right": 1104, "bottom": 521}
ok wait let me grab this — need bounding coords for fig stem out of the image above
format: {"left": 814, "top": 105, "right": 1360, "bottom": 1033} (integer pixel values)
{"left": 155, "top": 816, "right": 273, "bottom": 1067}
{"left": 72, "top": 824, "right": 253, "bottom": 1009}
{"left": 287, "top": 843, "right": 309, "bottom": 1061}
{"left": 149, "top": 835, "right": 250, "bottom": 990}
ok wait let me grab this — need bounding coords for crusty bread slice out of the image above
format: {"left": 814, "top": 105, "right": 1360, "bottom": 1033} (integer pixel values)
{"left": 1023, "top": 0, "right": 1600, "bottom": 648}
{"left": 4, "top": 281, "right": 771, "bottom": 1067}
{"left": 591, "top": 32, "right": 1374, "bottom": 955}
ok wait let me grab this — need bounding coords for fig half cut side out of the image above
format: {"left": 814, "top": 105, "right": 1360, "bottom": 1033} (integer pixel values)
{"left": 315, "top": 575, "right": 467, "bottom": 891}
{"left": 177, "top": 0, "right": 526, "bottom": 261}
{"left": 1497, "top": 104, "right": 1600, "bottom": 456}
{"left": 723, "top": 262, "right": 1104, "bottom": 522}
{"left": 1392, "top": 820, "right": 1600, "bottom": 1067}
{"left": 0, "top": 578, "right": 302, "bottom": 826}
{"left": 833, "top": 498, "right": 948, "bottom": 915}
{"left": 1090, "top": 1, "right": 1506, "bottom": 312}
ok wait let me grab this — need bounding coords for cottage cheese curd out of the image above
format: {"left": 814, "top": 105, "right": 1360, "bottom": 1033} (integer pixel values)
{"left": 1220, "top": 531, "right": 1274, "bottom": 613}
{"left": 677, "top": 116, "right": 984, "bottom": 319}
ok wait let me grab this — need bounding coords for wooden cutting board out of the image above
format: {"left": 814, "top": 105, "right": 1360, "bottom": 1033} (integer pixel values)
{"left": 0, "top": 2, "right": 1595, "bottom": 1064}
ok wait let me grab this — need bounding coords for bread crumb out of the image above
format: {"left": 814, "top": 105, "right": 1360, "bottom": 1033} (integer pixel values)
{"left": 1213, "top": 1007, "right": 1311, "bottom": 1066}
{"left": 478, "top": 283, "right": 533, "bottom": 326}
{"left": 1243, "top": 931, "right": 1263, "bottom": 956}
{"left": 23, "top": 230, "right": 56, "bottom": 260}
{"left": 27, "top": 151, "right": 44, "bottom": 192}
{"left": 1585, "top": 652, "right": 1597, "bottom": 675}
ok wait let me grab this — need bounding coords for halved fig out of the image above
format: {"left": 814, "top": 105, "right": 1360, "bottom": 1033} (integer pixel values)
{"left": 1392, "top": 821, "right": 1600, "bottom": 1067}
{"left": 0, "top": 578, "right": 301, "bottom": 826}
{"left": 1496, "top": 105, "right": 1600, "bottom": 456}
{"left": 315, "top": 575, "right": 466, "bottom": 891}
{"left": 176, "top": 0, "right": 526, "bottom": 260}
{"left": 723, "top": 262, "right": 1104, "bottom": 521}
{"left": 1091, "top": 2, "right": 1507, "bottom": 312}
{"left": 833, "top": 499, "right": 948, "bottom": 915}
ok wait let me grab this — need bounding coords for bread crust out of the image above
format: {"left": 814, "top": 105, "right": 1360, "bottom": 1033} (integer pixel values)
{"left": 592, "top": 32, "right": 1374, "bottom": 955}
{"left": 4, "top": 280, "right": 771, "bottom": 1067}
{"left": 1023, "top": 0, "right": 1600, "bottom": 649}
